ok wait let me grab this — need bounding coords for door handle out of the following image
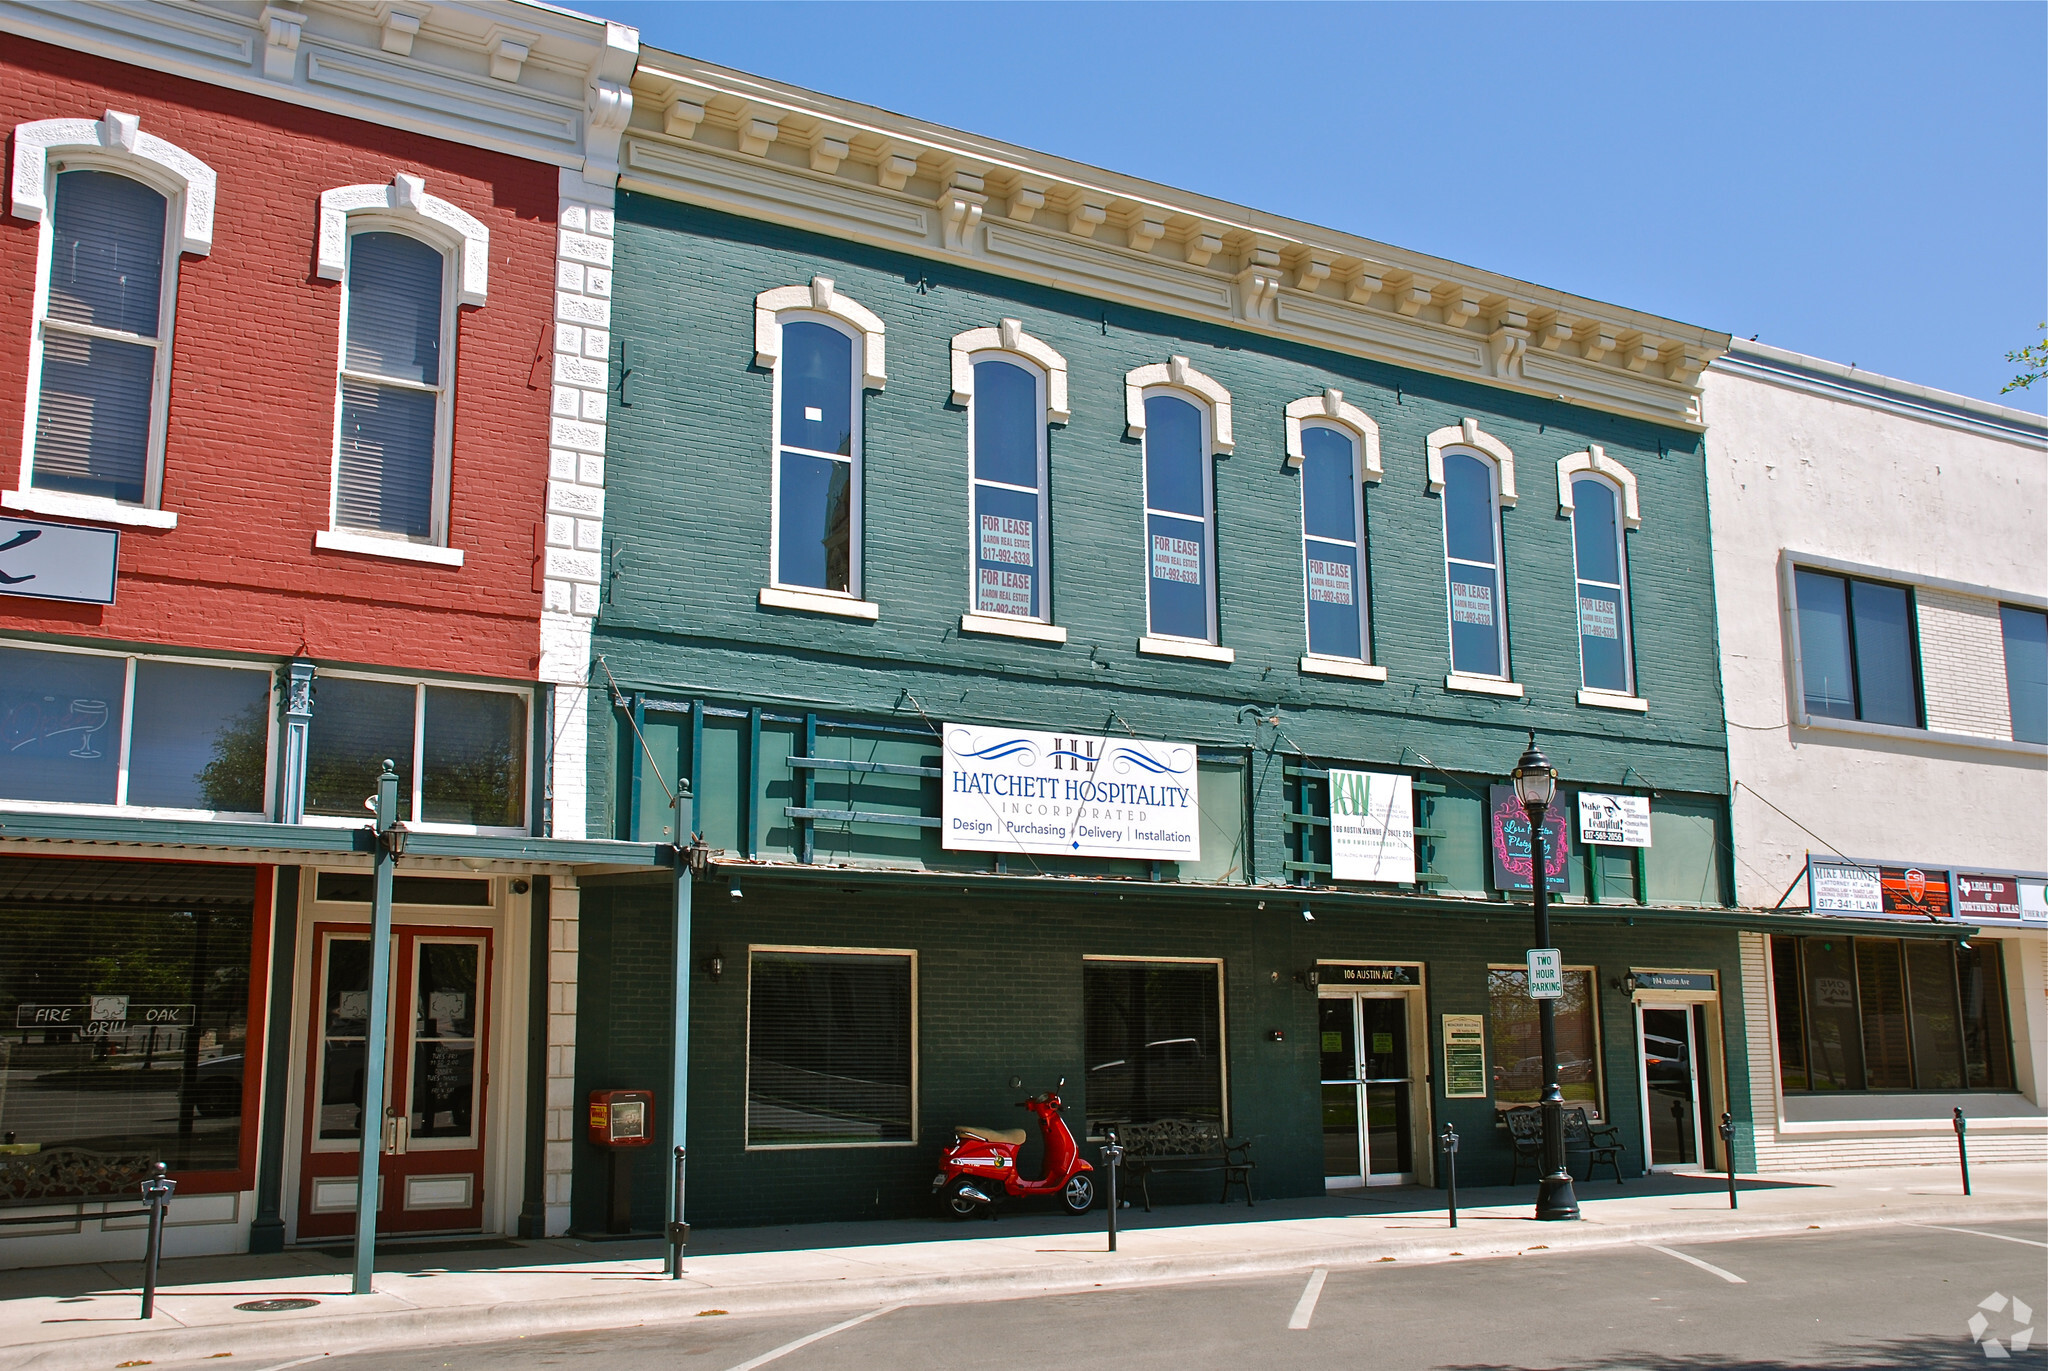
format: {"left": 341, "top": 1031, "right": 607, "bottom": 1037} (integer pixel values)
{"left": 383, "top": 1109, "right": 410, "bottom": 1155}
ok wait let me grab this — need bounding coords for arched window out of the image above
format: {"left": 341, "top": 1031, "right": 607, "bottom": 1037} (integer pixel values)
{"left": 1441, "top": 451, "right": 1507, "bottom": 677}
{"left": 754, "top": 278, "right": 883, "bottom": 610}
{"left": 1570, "top": 475, "right": 1633, "bottom": 694}
{"left": 315, "top": 174, "right": 488, "bottom": 564}
{"left": 1127, "top": 358, "right": 1231, "bottom": 657}
{"left": 952, "top": 320, "right": 1067, "bottom": 633}
{"left": 1299, "top": 423, "right": 1370, "bottom": 661}
{"left": 10, "top": 111, "right": 215, "bottom": 527}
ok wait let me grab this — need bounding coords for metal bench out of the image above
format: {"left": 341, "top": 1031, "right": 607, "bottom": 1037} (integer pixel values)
{"left": 1502, "top": 1107, "right": 1626, "bottom": 1184}
{"left": 1111, "top": 1118, "right": 1255, "bottom": 1211}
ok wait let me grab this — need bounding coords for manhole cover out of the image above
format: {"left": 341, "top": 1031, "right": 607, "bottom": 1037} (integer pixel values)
{"left": 235, "top": 1298, "right": 321, "bottom": 1313}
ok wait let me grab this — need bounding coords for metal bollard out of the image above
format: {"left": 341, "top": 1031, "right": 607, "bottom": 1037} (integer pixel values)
{"left": 666, "top": 1146, "right": 689, "bottom": 1279}
{"left": 1954, "top": 1108, "right": 1970, "bottom": 1196}
{"left": 1102, "top": 1130, "right": 1124, "bottom": 1253}
{"left": 138, "top": 1162, "right": 176, "bottom": 1320}
{"left": 1439, "top": 1124, "right": 1459, "bottom": 1228}
{"left": 1718, "top": 1112, "right": 1738, "bottom": 1210}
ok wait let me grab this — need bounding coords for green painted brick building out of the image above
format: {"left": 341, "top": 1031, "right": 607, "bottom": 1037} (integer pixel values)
{"left": 569, "top": 48, "right": 1757, "bottom": 1231}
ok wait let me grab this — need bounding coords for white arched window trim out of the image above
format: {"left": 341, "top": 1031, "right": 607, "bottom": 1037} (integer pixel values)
{"left": 1557, "top": 444, "right": 1642, "bottom": 528}
{"left": 1124, "top": 355, "right": 1233, "bottom": 454}
{"left": 10, "top": 110, "right": 216, "bottom": 254}
{"left": 6, "top": 111, "right": 216, "bottom": 530}
{"left": 1425, "top": 418, "right": 1516, "bottom": 504}
{"left": 754, "top": 276, "right": 885, "bottom": 391}
{"left": 316, "top": 173, "right": 489, "bottom": 307}
{"left": 1284, "top": 388, "right": 1381, "bottom": 480}
{"left": 950, "top": 319, "right": 1069, "bottom": 424}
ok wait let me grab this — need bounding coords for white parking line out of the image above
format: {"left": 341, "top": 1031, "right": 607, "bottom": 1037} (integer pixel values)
{"left": 1908, "top": 1223, "right": 2048, "bottom": 1250}
{"left": 1288, "top": 1267, "right": 1329, "bottom": 1330}
{"left": 722, "top": 1304, "right": 904, "bottom": 1371}
{"left": 1644, "top": 1243, "right": 1746, "bottom": 1284}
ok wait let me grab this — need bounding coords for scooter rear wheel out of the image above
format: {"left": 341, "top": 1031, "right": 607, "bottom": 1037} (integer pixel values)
{"left": 942, "top": 1177, "right": 989, "bottom": 1220}
{"left": 1061, "top": 1172, "right": 1096, "bottom": 1214}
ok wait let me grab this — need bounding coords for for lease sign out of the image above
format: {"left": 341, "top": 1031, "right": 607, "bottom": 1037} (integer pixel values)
{"left": 942, "top": 724, "right": 1200, "bottom": 862}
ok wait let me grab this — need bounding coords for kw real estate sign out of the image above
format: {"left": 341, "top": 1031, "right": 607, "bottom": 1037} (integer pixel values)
{"left": 1328, "top": 770, "right": 1415, "bottom": 883}
{"left": 942, "top": 724, "right": 1200, "bottom": 862}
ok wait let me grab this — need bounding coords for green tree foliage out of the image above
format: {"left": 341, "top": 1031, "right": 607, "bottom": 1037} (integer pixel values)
{"left": 197, "top": 699, "right": 269, "bottom": 813}
{"left": 2003, "top": 322, "right": 2047, "bottom": 394}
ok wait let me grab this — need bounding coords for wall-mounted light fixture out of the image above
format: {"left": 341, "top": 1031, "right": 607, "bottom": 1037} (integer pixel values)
{"left": 510, "top": 878, "right": 530, "bottom": 895}
{"left": 1267, "top": 1028, "right": 1286, "bottom": 1042}
{"left": 1300, "top": 906, "right": 1315, "bottom": 922}
{"left": 707, "top": 949, "right": 725, "bottom": 981}
{"left": 729, "top": 877, "right": 743, "bottom": 901}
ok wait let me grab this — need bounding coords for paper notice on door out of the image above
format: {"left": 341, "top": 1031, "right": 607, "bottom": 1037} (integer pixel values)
{"left": 977, "top": 567, "right": 1034, "bottom": 616}
{"left": 1151, "top": 533, "right": 1202, "bottom": 584}
{"left": 978, "top": 513, "right": 1034, "bottom": 566}
{"left": 1308, "top": 557, "right": 1354, "bottom": 605}
{"left": 1451, "top": 581, "right": 1493, "bottom": 625}
{"left": 1579, "top": 595, "right": 1619, "bottom": 639}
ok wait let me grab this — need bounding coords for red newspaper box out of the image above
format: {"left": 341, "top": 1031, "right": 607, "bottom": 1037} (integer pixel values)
{"left": 587, "top": 1089, "right": 654, "bottom": 1149}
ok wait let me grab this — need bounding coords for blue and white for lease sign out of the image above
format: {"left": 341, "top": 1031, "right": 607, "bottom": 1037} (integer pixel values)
{"left": 0, "top": 515, "right": 119, "bottom": 605}
{"left": 943, "top": 723, "right": 1200, "bottom": 862}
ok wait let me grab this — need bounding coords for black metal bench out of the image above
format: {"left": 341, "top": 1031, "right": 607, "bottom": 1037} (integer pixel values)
{"left": 1503, "top": 1107, "right": 1626, "bottom": 1184}
{"left": 1111, "top": 1118, "right": 1255, "bottom": 1210}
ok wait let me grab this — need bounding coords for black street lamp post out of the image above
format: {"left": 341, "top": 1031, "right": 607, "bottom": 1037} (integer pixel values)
{"left": 1513, "top": 734, "right": 1581, "bottom": 1222}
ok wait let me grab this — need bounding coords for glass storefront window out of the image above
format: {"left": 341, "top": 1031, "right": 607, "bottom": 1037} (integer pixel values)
{"left": 1773, "top": 935, "right": 2006, "bottom": 1093}
{"left": 746, "top": 950, "right": 913, "bottom": 1147}
{"left": 1083, "top": 960, "right": 1225, "bottom": 1136}
{"left": 0, "top": 644, "right": 273, "bottom": 814}
{"left": 0, "top": 857, "right": 254, "bottom": 1188}
{"left": 306, "top": 677, "right": 527, "bottom": 830}
{"left": 1487, "top": 966, "right": 1601, "bottom": 1117}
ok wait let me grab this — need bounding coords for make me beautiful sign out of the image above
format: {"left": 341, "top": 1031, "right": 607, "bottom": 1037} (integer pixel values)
{"left": 942, "top": 724, "right": 1200, "bottom": 862}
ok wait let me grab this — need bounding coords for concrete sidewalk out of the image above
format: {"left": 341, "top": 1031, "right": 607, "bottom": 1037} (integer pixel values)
{"left": 5, "top": 1162, "right": 2042, "bottom": 1371}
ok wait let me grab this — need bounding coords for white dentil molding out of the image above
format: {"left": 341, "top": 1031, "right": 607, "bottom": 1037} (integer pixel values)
{"left": 316, "top": 173, "right": 489, "bottom": 306}
{"left": 950, "top": 319, "right": 1070, "bottom": 424}
{"left": 754, "top": 276, "right": 886, "bottom": 390}
{"left": 1283, "top": 388, "right": 1381, "bottom": 479}
{"left": 1557, "top": 444, "right": 1642, "bottom": 528}
{"left": 10, "top": 111, "right": 217, "bottom": 255}
{"left": 1425, "top": 418, "right": 1517, "bottom": 504}
{"left": 1125, "top": 356, "right": 1234, "bottom": 454}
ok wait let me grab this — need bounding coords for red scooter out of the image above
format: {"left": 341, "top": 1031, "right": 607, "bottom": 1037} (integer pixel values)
{"left": 932, "top": 1078, "right": 1095, "bottom": 1218}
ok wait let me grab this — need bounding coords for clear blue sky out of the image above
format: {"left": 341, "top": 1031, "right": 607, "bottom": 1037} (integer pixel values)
{"left": 612, "top": 2, "right": 2046, "bottom": 406}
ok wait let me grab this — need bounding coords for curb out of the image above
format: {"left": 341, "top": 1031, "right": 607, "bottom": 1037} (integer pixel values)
{"left": 14, "top": 1199, "right": 2044, "bottom": 1371}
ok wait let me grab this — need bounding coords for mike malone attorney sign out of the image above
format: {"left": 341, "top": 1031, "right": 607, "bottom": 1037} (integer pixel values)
{"left": 942, "top": 723, "right": 1201, "bottom": 862}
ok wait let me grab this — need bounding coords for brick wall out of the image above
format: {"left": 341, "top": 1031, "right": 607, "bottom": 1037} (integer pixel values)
{"left": 0, "top": 38, "right": 555, "bottom": 680}
{"left": 1917, "top": 588, "right": 2015, "bottom": 739}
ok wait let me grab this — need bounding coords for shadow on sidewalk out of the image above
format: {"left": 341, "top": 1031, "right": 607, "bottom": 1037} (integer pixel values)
{"left": 1440, "top": 1334, "right": 1994, "bottom": 1370}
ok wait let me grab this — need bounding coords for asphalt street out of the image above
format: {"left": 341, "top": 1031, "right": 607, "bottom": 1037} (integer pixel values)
{"left": 213, "top": 1219, "right": 2047, "bottom": 1371}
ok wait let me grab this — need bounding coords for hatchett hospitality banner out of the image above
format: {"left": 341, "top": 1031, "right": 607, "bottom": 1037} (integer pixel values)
{"left": 942, "top": 724, "right": 1200, "bottom": 862}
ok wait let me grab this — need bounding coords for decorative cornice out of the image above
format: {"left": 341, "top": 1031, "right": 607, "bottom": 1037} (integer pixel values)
{"left": 1283, "top": 388, "right": 1380, "bottom": 479}
{"left": 1126, "top": 356, "right": 1233, "bottom": 455}
{"left": 1425, "top": 418, "right": 1516, "bottom": 504}
{"left": 10, "top": 110, "right": 217, "bottom": 255}
{"left": 950, "top": 319, "right": 1069, "bottom": 424}
{"left": 754, "top": 276, "right": 886, "bottom": 389}
{"left": 316, "top": 172, "right": 489, "bottom": 306}
{"left": 621, "top": 49, "right": 1728, "bottom": 432}
{"left": 1557, "top": 444, "right": 1641, "bottom": 529}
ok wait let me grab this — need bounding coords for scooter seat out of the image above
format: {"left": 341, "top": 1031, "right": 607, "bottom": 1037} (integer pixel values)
{"left": 955, "top": 1125, "right": 1027, "bottom": 1145}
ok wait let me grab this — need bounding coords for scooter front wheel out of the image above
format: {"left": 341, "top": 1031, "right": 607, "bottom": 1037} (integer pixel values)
{"left": 1061, "top": 1172, "right": 1096, "bottom": 1215}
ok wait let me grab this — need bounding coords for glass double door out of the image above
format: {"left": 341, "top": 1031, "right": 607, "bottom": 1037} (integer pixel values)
{"left": 1638, "top": 1003, "right": 1709, "bottom": 1170}
{"left": 298, "top": 924, "right": 491, "bottom": 1238}
{"left": 1320, "top": 993, "right": 1414, "bottom": 1187}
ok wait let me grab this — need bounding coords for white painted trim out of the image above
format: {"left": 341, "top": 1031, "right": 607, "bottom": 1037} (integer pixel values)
{"left": 314, "top": 528, "right": 465, "bottom": 566}
{"left": 10, "top": 111, "right": 216, "bottom": 255}
{"left": 1300, "top": 655, "right": 1387, "bottom": 682}
{"left": 1283, "top": 389, "right": 1381, "bottom": 477}
{"left": 1138, "top": 636, "right": 1235, "bottom": 663}
{"left": 951, "top": 320, "right": 1069, "bottom": 423}
{"left": 755, "top": 277, "right": 885, "bottom": 389}
{"left": 1578, "top": 689, "right": 1649, "bottom": 712}
{"left": 758, "top": 586, "right": 880, "bottom": 619}
{"left": 1445, "top": 672, "right": 1524, "bottom": 697}
{"left": 1125, "top": 356, "right": 1233, "bottom": 453}
{"left": 1557, "top": 445, "right": 1641, "bottom": 528}
{"left": 1425, "top": 418, "right": 1517, "bottom": 503}
{"left": 960, "top": 613, "right": 1067, "bottom": 643}
{"left": 1782, "top": 548, "right": 2048, "bottom": 613}
{"left": 1792, "top": 713, "right": 2048, "bottom": 758}
{"left": 0, "top": 487, "right": 176, "bottom": 529}
{"left": 316, "top": 174, "right": 489, "bottom": 306}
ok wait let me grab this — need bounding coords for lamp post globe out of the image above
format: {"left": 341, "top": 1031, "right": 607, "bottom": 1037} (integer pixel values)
{"left": 1515, "top": 732, "right": 1580, "bottom": 1221}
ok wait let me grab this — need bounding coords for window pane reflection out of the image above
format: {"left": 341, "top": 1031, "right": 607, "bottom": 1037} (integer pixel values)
{"left": 305, "top": 677, "right": 416, "bottom": 819}
{"left": 422, "top": 688, "right": 525, "bottom": 827}
{"left": 129, "top": 663, "right": 271, "bottom": 812}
